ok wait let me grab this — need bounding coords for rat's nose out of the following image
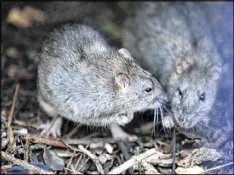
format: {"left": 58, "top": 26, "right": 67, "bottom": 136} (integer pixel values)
{"left": 158, "top": 92, "right": 168, "bottom": 103}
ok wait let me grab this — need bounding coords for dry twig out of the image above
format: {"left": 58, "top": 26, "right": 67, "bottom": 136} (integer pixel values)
{"left": 78, "top": 145, "right": 104, "bottom": 174}
{"left": 1, "top": 151, "right": 54, "bottom": 174}
{"left": 172, "top": 128, "right": 176, "bottom": 174}
{"left": 117, "top": 142, "right": 133, "bottom": 174}
{"left": 24, "top": 134, "right": 68, "bottom": 148}
{"left": 62, "top": 137, "right": 124, "bottom": 145}
{"left": 203, "top": 161, "right": 233, "bottom": 173}
{"left": 108, "top": 148, "right": 159, "bottom": 174}
{"left": 7, "top": 83, "right": 20, "bottom": 148}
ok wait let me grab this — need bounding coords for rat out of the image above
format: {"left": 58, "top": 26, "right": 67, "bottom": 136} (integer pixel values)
{"left": 37, "top": 22, "right": 168, "bottom": 139}
{"left": 122, "top": 2, "right": 222, "bottom": 136}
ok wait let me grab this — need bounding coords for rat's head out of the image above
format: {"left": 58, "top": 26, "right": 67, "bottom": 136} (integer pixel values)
{"left": 114, "top": 48, "right": 168, "bottom": 112}
{"left": 165, "top": 56, "right": 222, "bottom": 129}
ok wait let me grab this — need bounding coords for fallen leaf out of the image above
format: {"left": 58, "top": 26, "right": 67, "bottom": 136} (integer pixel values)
{"left": 7, "top": 7, "right": 32, "bottom": 27}
{"left": 7, "top": 6, "right": 47, "bottom": 28}
{"left": 5, "top": 47, "right": 19, "bottom": 58}
{"left": 23, "top": 6, "right": 47, "bottom": 23}
{"left": 7, "top": 65, "right": 32, "bottom": 79}
{"left": 176, "top": 166, "right": 205, "bottom": 174}
{"left": 43, "top": 148, "right": 65, "bottom": 171}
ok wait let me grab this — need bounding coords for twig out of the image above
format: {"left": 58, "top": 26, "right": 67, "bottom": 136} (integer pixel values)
{"left": 13, "top": 119, "right": 38, "bottom": 129}
{"left": 7, "top": 83, "right": 20, "bottom": 148}
{"left": 1, "top": 151, "right": 54, "bottom": 174}
{"left": 172, "top": 128, "right": 176, "bottom": 174}
{"left": 203, "top": 161, "right": 233, "bottom": 173}
{"left": 24, "top": 134, "right": 68, "bottom": 148}
{"left": 63, "top": 125, "right": 79, "bottom": 138}
{"left": 108, "top": 148, "right": 159, "bottom": 174}
{"left": 70, "top": 165, "right": 83, "bottom": 174}
{"left": 78, "top": 145, "right": 104, "bottom": 174}
{"left": 117, "top": 142, "right": 133, "bottom": 174}
{"left": 66, "top": 150, "right": 76, "bottom": 169}
{"left": 62, "top": 137, "right": 124, "bottom": 145}
{"left": 23, "top": 134, "right": 88, "bottom": 154}
{"left": 25, "top": 135, "right": 30, "bottom": 162}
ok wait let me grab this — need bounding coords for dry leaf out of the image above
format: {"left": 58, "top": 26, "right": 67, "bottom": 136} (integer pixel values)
{"left": 7, "top": 6, "right": 46, "bottom": 28}
{"left": 5, "top": 47, "right": 19, "bottom": 58}
{"left": 43, "top": 148, "right": 65, "bottom": 171}
{"left": 7, "top": 65, "right": 31, "bottom": 79}
{"left": 23, "top": 6, "right": 47, "bottom": 23}
{"left": 7, "top": 7, "right": 32, "bottom": 27}
{"left": 176, "top": 166, "right": 204, "bottom": 174}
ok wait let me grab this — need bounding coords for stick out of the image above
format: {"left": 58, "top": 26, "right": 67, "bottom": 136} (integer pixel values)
{"left": 78, "top": 145, "right": 104, "bottom": 174}
{"left": 117, "top": 142, "right": 133, "bottom": 174}
{"left": 25, "top": 134, "right": 68, "bottom": 148}
{"left": 172, "top": 128, "right": 176, "bottom": 174}
{"left": 62, "top": 137, "right": 125, "bottom": 145}
{"left": 108, "top": 148, "right": 158, "bottom": 174}
{"left": 7, "top": 83, "right": 20, "bottom": 148}
{"left": 1, "top": 151, "right": 54, "bottom": 174}
{"left": 203, "top": 161, "right": 233, "bottom": 173}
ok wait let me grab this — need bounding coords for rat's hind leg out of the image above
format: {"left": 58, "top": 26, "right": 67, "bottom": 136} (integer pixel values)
{"left": 39, "top": 117, "right": 63, "bottom": 138}
{"left": 109, "top": 113, "right": 137, "bottom": 142}
{"left": 38, "top": 95, "right": 63, "bottom": 138}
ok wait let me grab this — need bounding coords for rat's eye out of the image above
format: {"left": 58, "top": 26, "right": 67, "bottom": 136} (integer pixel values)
{"left": 145, "top": 88, "right": 153, "bottom": 93}
{"left": 199, "top": 92, "right": 205, "bottom": 101}
{"left": 177, "top": 88, "right": 182, "bottom": 97}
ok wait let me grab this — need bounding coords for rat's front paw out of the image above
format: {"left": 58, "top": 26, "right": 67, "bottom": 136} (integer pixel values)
{"left": 162, "top": 115, "right": 175, "bottom": 129}
{"left": 39, "top": 117, "right": 63, "bottom": 138}
{"left": 116, "top": 113, "right": 134, "bottom": 126}
{"left": 109, "top": 123, "right": 138, "bottom": 142}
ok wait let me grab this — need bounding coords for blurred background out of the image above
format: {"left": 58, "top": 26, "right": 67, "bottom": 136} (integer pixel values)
{"left": 1, "top": 2, "right": 233, "bottom": 174}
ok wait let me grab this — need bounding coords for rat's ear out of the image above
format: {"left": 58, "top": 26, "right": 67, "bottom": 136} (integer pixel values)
{"left": 210, "top": 64, "right": 222, "bottom": 81}
{"left": 118, "top": 48, "right": 134, "bottom": 61}
{"left": 175, "top": 58, "right": 191, "bottom": 74}
{"left": 115, "top": 73, "right": 130, "bottom": 89}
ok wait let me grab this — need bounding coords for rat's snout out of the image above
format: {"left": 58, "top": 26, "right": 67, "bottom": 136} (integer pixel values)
{"left": 158, "top": 92, "right": 168, "bottom": 103}
{"left": 176, "top": 116, "right": 193, "bottom": 129}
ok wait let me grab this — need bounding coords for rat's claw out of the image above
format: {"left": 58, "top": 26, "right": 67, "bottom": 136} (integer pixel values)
{"left": 39, "top": 117, "right": 63, "bottom": 138}
{"left": 163, "top": 115, "right": 175, "bottom": 129}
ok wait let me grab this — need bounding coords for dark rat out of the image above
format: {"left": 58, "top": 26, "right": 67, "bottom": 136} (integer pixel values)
{"left": 122, "top": 2, "right": 222, "bottom": 134}
{"left": 37, "top": 23, "right": 167, "bottom": 139}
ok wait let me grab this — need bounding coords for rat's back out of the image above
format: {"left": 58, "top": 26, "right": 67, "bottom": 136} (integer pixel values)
{"left": 37, "top": 23, "right": 116, "bottom": 122}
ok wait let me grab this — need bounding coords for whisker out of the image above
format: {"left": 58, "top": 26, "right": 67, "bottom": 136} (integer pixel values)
{"left": 162, "top": 105, "right": 171, "bottom": 113}
{"left": 152, "top": 108, "right": 157, "bottom": 138}
{"left": 159, "top": 107, "right": 168, "bottom": 136}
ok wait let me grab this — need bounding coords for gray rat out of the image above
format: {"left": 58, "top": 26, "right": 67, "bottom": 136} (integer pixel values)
{"left": 122, "top": 2, "right": 222, "bottom": 133}
{"left": 37, "top": 23, "right": 167, "bottom": 139}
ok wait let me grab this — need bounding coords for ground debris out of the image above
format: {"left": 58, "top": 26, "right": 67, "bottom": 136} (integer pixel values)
{"left": 7, "top": 6, "right": 47, "bottom": 28}
{"left": 178, "top": 147, "right": 222, "bottom": 168}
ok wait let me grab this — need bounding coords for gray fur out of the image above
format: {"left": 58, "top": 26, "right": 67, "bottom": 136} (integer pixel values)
{"left": 122, "top": 2, "right": 222, "bottom": 129}
{"left": 37, "top": 23, "right": 167, "bottom": 127}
